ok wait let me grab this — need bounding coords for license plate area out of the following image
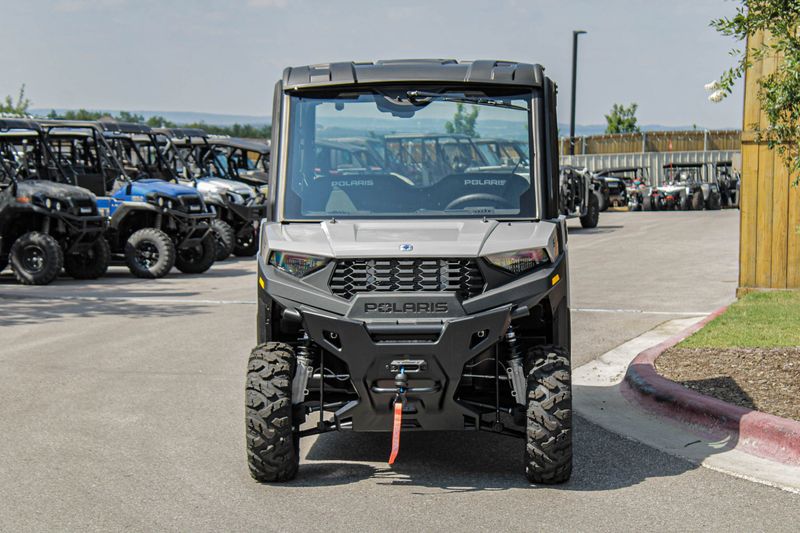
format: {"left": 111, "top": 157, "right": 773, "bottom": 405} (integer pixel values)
{"left": 387, "top": 359, "right": 428, "bottom": 373}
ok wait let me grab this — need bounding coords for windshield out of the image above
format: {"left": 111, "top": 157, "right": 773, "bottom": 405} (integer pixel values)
{"left": 664, "top": 166, "right": 702, "bottom": 184}
{"left": 107, "top": 135, "right": 175, "bottom": 181}
{"left": 282, "top": 91, "right": 535, "bottom": 220}
{"left": 0, "top": 132, "right": 67, "bottom": 183}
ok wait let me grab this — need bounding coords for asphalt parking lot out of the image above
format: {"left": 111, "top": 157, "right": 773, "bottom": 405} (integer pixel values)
{"left": 1, "top": 210, "right": 798, "bottom": 532}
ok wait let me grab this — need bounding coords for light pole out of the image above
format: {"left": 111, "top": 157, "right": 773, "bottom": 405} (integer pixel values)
{"left": 569, "top": 30, "right": 587, "bottom": 155}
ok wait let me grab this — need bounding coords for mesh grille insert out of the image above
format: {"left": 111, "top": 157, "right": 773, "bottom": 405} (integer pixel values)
{"left": 330, "top": 258, "right": 485, "bottom": 300}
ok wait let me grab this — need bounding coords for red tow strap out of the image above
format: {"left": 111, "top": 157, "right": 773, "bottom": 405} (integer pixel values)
{"left": 388, "top": 398, "right": 403, "bottom": 464}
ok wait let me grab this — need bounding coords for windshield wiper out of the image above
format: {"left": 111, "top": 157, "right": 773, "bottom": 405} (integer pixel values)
{"left": 406, "top": 91, "right": 528, "bottom": 111}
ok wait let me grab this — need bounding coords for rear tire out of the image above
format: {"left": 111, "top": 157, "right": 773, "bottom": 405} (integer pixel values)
{"left": 124, "top": 228, "right": 175, "bottom": 279}
{"left": 524, "top": 346, "right": 572, "bottom": 484}
{"left": 579, "top": 193, "right": 599, "bottom": 229}
{"left": 707, "top": 193, "right": 722, "bottom": 210}
{"left": 10, "top": 232, "right": 63, "bottom": 285}
{"left": 246, "top": 342, "right": 300, "bottom": 482}
{"left": 175, "top": 232, "right": 216, "bottom": 274}
{"left": 64, "top": 238, "right": 111, "bottom": 280}
{"left": 691, "top": 191, "right": 704, "bottom": 211}
{"left": 211, "top": 219, "right": 235, "bottom": 261}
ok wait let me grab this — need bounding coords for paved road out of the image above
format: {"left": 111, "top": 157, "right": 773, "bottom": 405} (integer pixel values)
{"left": 1, "top": 210, "right": 797, "bottom": 532}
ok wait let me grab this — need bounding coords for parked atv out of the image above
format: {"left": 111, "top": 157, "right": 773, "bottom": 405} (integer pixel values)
{"left": 662, "top": 163, "right": 721, "bottom": 211}
{"left": 204, "top": 136, "right": 270, "bottom": 190}
{"left": 595, "top": 167, "right": 650, "bottom": 211}
{"left": 715, "top": 162, "right": 739, "bottom": 208}
{"left": 40, "top": 120, "right": 217, "bottom": 278}
{"left": 560, "top": 165, "right": 599, "bottom": 228}
{"left": 0, "top": 119, "right": 107, "bottom": 284}
{"left": 247, "top": 59, "right": 572, "bottom": 484}
{"left": 593, "top": 169, "right": 627, "bottom": 210}
{"left": 154, "top": 128, "right": 268, "bottom": 260}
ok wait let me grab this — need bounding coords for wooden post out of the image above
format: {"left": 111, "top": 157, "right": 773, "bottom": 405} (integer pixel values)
{"left": 738, "top": 31, "right": 800, "bottom": 294}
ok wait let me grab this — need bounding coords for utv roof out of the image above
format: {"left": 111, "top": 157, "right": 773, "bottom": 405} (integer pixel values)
{"left": 596, "top": 167, "right": 646, "bottom": 174}
{"left": 155, "top": 127, "right": 209, "bottom": 139}
{"left": 282, "top": 59, "right": 545, "bottom": 91}
{"left": 97, "top": 120, "right": 153, "bottom": 135}
{"left": 0, "top": 118, "right": 41, "bottom": 132}
{"left": 205, "top": 136, "right": 270, "bottom": 154}
{"left": 384, "top": 133, "right": 472, "bottom": 140}
{"left": 663, "top": 162, "right": 704, "bottom": 169}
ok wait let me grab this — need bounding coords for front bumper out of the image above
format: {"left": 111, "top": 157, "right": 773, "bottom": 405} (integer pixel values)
{"left": 302, "top": 303, "right": 515, "bottom": 431}
{"left": 163, "top": 208, "right": 214, "bottom": 248}
{"left": 257, "top": 254, "right": 568, "bottom": 432}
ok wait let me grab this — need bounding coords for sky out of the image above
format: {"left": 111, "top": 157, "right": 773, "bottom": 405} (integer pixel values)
{"left": 2, "top": 0, "right": 745, "bottom": 129}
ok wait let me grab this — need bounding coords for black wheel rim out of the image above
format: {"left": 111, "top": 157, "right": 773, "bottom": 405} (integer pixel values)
{"left": 135, "top": 242, "right": 159, "bottom": 268}
{"left": 21, "top": 245, "right": 46, "bottom": 273}
{"left": 179, "top": 245, "right": 202, "bottom": 264}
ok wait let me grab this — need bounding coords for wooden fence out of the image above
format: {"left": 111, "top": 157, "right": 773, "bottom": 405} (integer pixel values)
{"left": 559, "top": 129, "right": 741, "bottom": 155}
{"left": 738, "top": 31, "right": 800, "bottom": 293}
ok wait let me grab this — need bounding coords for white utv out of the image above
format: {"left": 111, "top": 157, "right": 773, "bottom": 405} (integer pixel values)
{"left": 247, "top": 59, "right": 572, "bottom": 483}
{"left": 155, "top": 128, "right": 267, "bottom": 260}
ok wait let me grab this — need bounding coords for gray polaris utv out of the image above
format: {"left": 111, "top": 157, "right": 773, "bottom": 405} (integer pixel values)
{"left": 247, "top": 59, "right": 571, "bottom": 484}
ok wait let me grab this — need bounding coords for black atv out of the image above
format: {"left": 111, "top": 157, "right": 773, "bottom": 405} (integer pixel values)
{"left": 0, "top": 119, "right": 107, "bottom": 285}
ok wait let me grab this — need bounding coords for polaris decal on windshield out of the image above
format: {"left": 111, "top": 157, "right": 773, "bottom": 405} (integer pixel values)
{"left": 364, "top": 302, "right": 449, "bottom": 314}
{"left": 464, "top": 179, "right": 506, "bottom": 186}
{"left": 332, "top": 180, "right": 374, "bottom": 187}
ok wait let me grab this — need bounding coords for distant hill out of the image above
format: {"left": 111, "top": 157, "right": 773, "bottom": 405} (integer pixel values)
{"left": 30, "top": 109, "right": 270, "bottom": 127}
{"left": 30, "top": 108, "right": 714, "bottom": 135}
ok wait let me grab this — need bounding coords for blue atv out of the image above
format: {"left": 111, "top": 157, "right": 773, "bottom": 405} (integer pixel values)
{"left": 41, "top": 120, "right": 217, "bottom": 278}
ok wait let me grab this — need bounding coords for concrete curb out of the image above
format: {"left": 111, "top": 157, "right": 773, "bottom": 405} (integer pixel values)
{"left": 623, "top": 306, "right": 800, "bottom": 466}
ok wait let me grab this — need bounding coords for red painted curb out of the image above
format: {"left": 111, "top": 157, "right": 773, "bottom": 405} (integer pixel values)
{"left": 623, "top": 306, "right": 800, "bottom": 466}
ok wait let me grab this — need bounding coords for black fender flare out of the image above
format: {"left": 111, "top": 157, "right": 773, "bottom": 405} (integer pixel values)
{"left": 108, "top": 201, "right": 159, "bottom": 230}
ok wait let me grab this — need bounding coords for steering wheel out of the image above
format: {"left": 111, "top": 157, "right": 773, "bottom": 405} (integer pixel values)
{"left": 446, "top": 193, "right": 513, "bottom": 210}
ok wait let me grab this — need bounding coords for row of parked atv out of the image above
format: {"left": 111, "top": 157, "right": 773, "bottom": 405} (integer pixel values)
{"left": 590, "top": 163, "right": 741, "bottom": 212}
{"left": 0, "top": 118, "right": 269, "bottom": 285}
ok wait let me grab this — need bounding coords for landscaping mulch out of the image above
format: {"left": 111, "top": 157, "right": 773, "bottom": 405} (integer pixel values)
{"left": 657, "top": 346, "right": 800, "bottom": 422}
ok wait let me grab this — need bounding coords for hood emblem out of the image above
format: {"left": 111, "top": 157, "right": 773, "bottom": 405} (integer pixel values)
{"left": 399, "top": 243, "right": 414, "bottom": 252}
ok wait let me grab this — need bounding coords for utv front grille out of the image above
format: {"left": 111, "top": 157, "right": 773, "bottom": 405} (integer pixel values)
{"left": 179, "top": 196, "right": 205, "bottom": 213}
{"left": 70, "top": 199, "right": 95, "bottom": 216}
{"left": 330, "top": 259, "right": 485, "bottom": 300}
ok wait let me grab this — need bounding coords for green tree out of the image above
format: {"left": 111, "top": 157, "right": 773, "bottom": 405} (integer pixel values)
{"left": 604, "top": 103, "right": 640, "bottom": 134}
{"left": 444, "top": 103, "right": 479, "bottom": 137}
{"left": 712, "top": 0, "right": 800, "bottom": 185}
{"left": 1, "top": 85, "right": 31, "bottom": 115}
{"left": 44, "top": 109, "right": 271, "bottom": 139}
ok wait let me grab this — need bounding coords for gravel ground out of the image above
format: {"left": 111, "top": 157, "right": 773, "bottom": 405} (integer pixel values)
{"left": 657, "top": 346, "right": 800, "bottom": 421}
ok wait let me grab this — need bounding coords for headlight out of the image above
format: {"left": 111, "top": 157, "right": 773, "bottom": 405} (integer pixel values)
{"left": 45, "top": 198, "right": 53, "bottom": 209}
{"left": 269, "top": 251, "right": 329, "bottom": 277}
{"left": 485, "top": 248, "right": 550, "bottom": 274}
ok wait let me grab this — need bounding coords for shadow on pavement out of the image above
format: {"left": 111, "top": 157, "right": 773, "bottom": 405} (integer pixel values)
{"left": 289, "top": 415, "right": 701, "bottom": 492}
{"left": 568, "top": 225, "right": 624, "bottom": 235}
{"left": 0, "top": 297, "right": 212, "bottom": 326}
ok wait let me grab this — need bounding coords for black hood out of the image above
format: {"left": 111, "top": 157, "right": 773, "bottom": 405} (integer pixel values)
{"left": 15, "top": 180, "right": 97, "bottom": 202}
